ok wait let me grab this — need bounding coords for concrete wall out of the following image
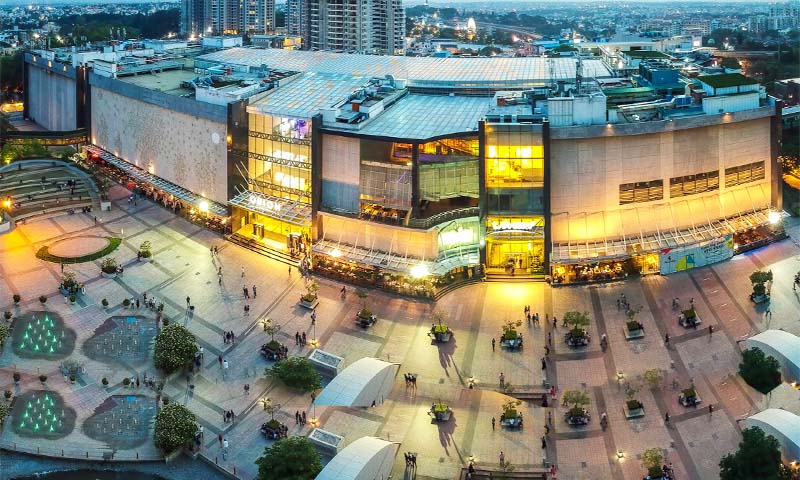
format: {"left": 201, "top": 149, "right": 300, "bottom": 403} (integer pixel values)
{"left": 90, "top": 85, "right": 229, "bottom": 205}
{"left": 550, "top": 116, "right": 773, "bottom": 243}
{"left": 26, "top": 62, "right": 76, "bottom": 131}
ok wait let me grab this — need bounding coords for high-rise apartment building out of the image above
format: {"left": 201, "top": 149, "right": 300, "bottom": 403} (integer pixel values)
{"left": 287, "top": 0, "right": 310, "bottom": 40}
{"left": 180, "top": 0, "right": 212, "bottom": 37}
{"left": 307, "top": 0, "right": 404, "bottom": 54}
{"left": 182, "top": 0, "right": 275, "bottom": 36}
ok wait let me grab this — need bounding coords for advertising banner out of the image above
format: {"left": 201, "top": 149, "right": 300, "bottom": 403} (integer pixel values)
{"left": 659, "top": 234, "right": 734, "bottom": 275}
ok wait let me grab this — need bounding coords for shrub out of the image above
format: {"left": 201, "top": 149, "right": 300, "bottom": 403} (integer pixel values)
{"left": 0, "top": 323, "right": 8, "bottom": 347}
{"left": 122, "top": 299, "right": 131, "bottom": 307}
{"left": 69, "top": 374, "right": 76, "bottom": 382}
{"left": 0, "top": 401, "right": 10, "bottom": 426}
{"left": 626, "top": 320, "right": 641, "bottom": 332}
{"left": 739, "top": 347, "right": 782, "bottom": 394}
{"left": 139, "top": 240, "right": 153, "bottom": 258}
{"left": 69, "top": 294, "right": 76, "bottom": 303}
{"left": 61, "top": 271, "right": 77, "bottom": 288}
{"left": 13, "top": 372, "right": 21, "bottom": 382}
{"left": 101, "top": 298, "right": 109, "bottom": 307}
{"left": 626, "top": 399, "right": 643, "bottom": 410}
{"left": 123, "top": 377, "right": 131, "bottom": 386}
{"left": 39, "top": 374, "right": 47, "bottom": 382}
{"left": 39, "top": 295, "right": 47, "bottom": 304}
{"left": 12, "top": 294, "right": 20, "bottom": 304}
{"left": 100, "top": 257, "right": 118, "bottom": 274}
{"left": 154, "top": 324, "right": 198, "bottom": 373}
{"left": 4, "top": 390, "right": 11, "bottom": 399}
{"left": 265, "top": 357, "right": 321, "bottom": 392}
{"left": 564, "top": 311, "right": 591, "bottom": 330}
{"left": 3, "top": 311, "right": 10, "bottom": 320}
{"left": 101, "top": 377, "right": 109, "bottom": 386}
{"left": 562, "top": 389, "right": 591, "bottom": 412}
{"left": 255, "top": 437, "right": 322, "bottom": 480}
{"left": 154, "top": 403, "right": 197, "bottom": 453}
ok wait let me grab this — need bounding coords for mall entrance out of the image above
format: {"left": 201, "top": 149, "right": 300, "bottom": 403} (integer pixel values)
{"left": 233, "top": 209, "right": 311, "bottom": 258}
{"left": 486, "top": 236, "right": 545, "bottom": 275}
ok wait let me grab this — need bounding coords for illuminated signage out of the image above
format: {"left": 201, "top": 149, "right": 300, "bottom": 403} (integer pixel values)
{"left": 489, "top": 220, "right": 539, "bottom": 232}
{"left": 440, "top": 227, "right": 474, "bottom": 246}
{"left": 248, "top": 194, "right": 281, "bottom": 213}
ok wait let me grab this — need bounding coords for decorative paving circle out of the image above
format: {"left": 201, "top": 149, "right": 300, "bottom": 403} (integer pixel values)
{"left": 36, "top": 236, "right": 121, "bottom": 264}
{"left": 11, "top": 311, "right": 76, "bottom": 359}
{"left": 11, "top": 390, "right": 77, "bottom": 439}
{"left": 48, "top": 236, "right": 110, "bottom": 258}
{"left": 83, "top": 395, "right": 157, "bottom": 449}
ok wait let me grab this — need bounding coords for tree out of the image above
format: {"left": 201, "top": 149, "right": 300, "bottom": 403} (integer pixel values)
{"left": 562, "top": 389, "right": 591, "bottom": 417}
{"left": 356, "top": 289, "right": 369, "bottom": 311}
{"left": 739, "top": 347, "right": 781, "bottom": 394}
{"left": 0, "top": 400, "right": 10, "bottom": 426}
{"left": 564, "top": 311, "right": 591, "bottom": 331}
{"left": 255, "top": 436, "right": 322, "bottom": 480}
{"left": 153, "top": 324, "right": 198, "bottom": 373}
{"left": 643, "top": 368, "right": 664, "bottom": 390}
{"left": 0, "top": 323, "right": 9, "bottom": 348}
{"left": 750, "top": 270, "right": 773, "bottom": 298}
{"left": 154, "top": 403, "right": 197, "bottom": 453}
{"left": 265, "top": 357, "right": 321, "bottom": 392}
{"left": 720, "top": 427, "right": 782, "bottom": 480}
{"left": 642, "top": 447, "right": 664, "bottom": 478}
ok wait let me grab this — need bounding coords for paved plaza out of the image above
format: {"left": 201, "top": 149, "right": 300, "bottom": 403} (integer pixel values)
{"left": 1, "top": 183, "right": 800, "bottom": 479}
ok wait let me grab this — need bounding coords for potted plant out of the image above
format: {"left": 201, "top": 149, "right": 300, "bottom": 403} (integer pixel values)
{"left": 430, "top": 310, "right": 452, "bottom": 343}
{"left": 101, "top": 377, "right": 109, "bottom": 387}
{"left": 679, "top": 308, "right": 700, "bottom": 328}
{"left": 12, "top": 294, "right": 20, "bottom": 305}
{"left": 624, "top": 305, "right": 644, "bottom": 340}
{"left": 430, "top": 401, "right": 451, "bottom": 421}
{"left": 101, "top": 298, "right": 109, "bottom": 309}
{"left": 501, "top": 399, "right": 523, "bottom": 428}
{"left": 39, "top": 295, "right": 47, "bottom": 305}
{"left": 642, "top": 448, "right": 665, "bottom": 479}
{"left": 299, "top": 281, "right": 320, "bottom": 309}
{"left": 749, "top": 270, "right": 772, "bottom": 304}
{"left": 122, "top": 298, "right": 131, "bottom": 308}
{"left": 355, "top": 290, "right": 375, "bottom": 327}
{"left": 624, "top": 385, "right": 645, "bottom": 419}
{"left": 562, "top": 389, "right": 591, "bottom": 426}
{"left": 61, "top": 271, "right": 77, "bottom": 291}
{"left": 564, "top": 311, "right": 591, "bottom": 347}
{"left": 101, "top": 257, "right": 118, "bottom": 278}
{"left": 3, "top": 390, "right": 11, "bottom": 400}
{"left": 13, "top": 372, "right": 20, "bottom": 384}
{"left": 3, "top": 311, "right": 10, "bottom": 320}
{"left": 500, "top": 319, "right": 522, "bottom": 348}
{"left": 123, "top": 377, "right": 131, "bottom": 387}
{"left": 39, "top": 374, "right": 48, "bottom": 384}
{"left": 138, "top": 240, "right": 153, "bottom": 262}
{"left": 69, "top": 374, "right": 76, "bottom": 384}
{"left": 679, "top": 387, "right": 701, "bottom": 407}
{"left": 69, "top": 294, "right": 76, "bottom": 304}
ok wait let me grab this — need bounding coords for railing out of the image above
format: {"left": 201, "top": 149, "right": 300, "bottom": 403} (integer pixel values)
{"left": 248, "top": 131, "right": 311, "bottom": 146}
{"left": 3, "top": 128, "right": 88, "bottom": 146}
{"left": 0, "top": 441, "right": 163, "bottom": 462}
{"left": 407, "top": 207, "right": 479, "bottom": 230}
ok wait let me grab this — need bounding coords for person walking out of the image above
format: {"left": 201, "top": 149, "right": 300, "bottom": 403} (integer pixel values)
{"left": 665, "top": 333, "right": 670, "bottom": 348}
{"left": 547, "top": 331, "right": 552, "bottom": 346}
{"left": 709, "top": 325, "right": 714, "bottom": 337}
{"left": 491, "top": 338, "right": 496, "bottom": 351}
{"left": 664, "top": 412, "right": 670, "bottom": 426}
{"left": 199, "top": 346, "right": 204, "bottom": 359}
{"left": 541, "top": 357, "right": 547, "bottom": 370}
{"left": 302, "top": 411, "right": 306, "bottom": 424}
{"left": 301, "top": 332, "right": 307, "bottom": 345}
{"left": 241, "top": 266, "right": 245, "bottom": 278}
{"left": 295, "top": 411, "right": 300, "bottom": 424}
{"left": 199, "top": 425, "right": 204, "bottom": 439}
{"left": 252, "top": 285, "right": 257, "bottom": 298}
{"left": 218, "top": 355, "right": 223, "bottom": 367}
{"left": 289, "top": 266, "right": 292, "bottom": 276}
{"left": 186, "top": 296, "right": 191, "bottom": 307}
{"left": 222, "top": 359, "right": 229, "bottom": 378}
{"left": 541, "top": 435, "right": 547, "bottom": 449}
{"left": 709, "top": 404, "right": 714, "bottom": 416}
{"left": 499, "top": 372, "right": 505, "bottom": 388}
{"left": 222, "top": 438, "right": 229, "bottom": 453}
{"left": 218, "top": 433, "right": 223, "bottom": 447}
{"left": 218, "top": 272, "right": 223, "bottom": 285}
{"left": 244, "top": 384, "right": 250, "bottom": 395}
{"left": 552, "top": 317, "right": 557, "bottom": 329}
{"left": 492, "top": 416, "right": 496, "bottom": 431}
{"left": 544, "top": 345, "right": 550, "bottom": 356}
{"left": 499, "top": 451, "right": 505, "bottom": 467}
{"left": 295, "top": 331, "right": 300, "bottom": 345}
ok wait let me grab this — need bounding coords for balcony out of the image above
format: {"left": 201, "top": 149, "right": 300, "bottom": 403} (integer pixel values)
{"left": 407, "top": 207, "right": 480, "bottom": 230}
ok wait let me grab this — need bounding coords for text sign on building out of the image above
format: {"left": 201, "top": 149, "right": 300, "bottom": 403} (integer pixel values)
{"left": 489, "top": 219, "right": 540, "bottom": 233}
{"left": 659, "top": 234, "right": 734, "bottom": 275}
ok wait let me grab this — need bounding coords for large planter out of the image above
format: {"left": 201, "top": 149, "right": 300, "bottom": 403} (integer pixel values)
{"left": 101, "top": 271, "right": 117, "bottom": 279}
{"left": 624, "top": 321, "right": 645, "bottom": 340}
{"left": 565, "top": 407, "right": 591, "bottom": 426}
{"left": 565, "top": 329, "right": 590, "bottom": 347}
{"left": 299, "top": 294, "right": 319, "bottom": 309}
{"left": 356, "top": 310, "right": 377, "bottom": 328}
{"left": 624, "top": 399, "right": 645, "bottom": 419}
{"left": 431, "top": 325, "right": 452, "bottom": 343}
{"left": 679, "top": 388, "right": 701, "bottom": 407}
{"left": 430, "top": 404, "right": 452, "bottom": 422}
{"left": 750, "top": 293, "right": 769, "bottom": 304}
{"left": 678, "top": 310, "right": 701, "bottom": 328}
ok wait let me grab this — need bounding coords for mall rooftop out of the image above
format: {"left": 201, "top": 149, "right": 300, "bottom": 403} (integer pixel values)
{"left": 195, "top": 47, "right": 614, "bottom": 92}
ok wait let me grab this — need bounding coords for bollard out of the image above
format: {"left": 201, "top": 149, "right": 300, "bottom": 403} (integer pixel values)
{"left": 62, "top": 449, "right": 64, "bottom": 456}
{"left": 215, "top": 456, "right": 218, "bottom": 464}
{"left": 86, "top": 452, "right": 89, "bottom": 458}
{"left": 137, "top": 452, "right": 139, "bottom": 459}
{"left": 233, "top": 467, "right": 236, "bottom": 475}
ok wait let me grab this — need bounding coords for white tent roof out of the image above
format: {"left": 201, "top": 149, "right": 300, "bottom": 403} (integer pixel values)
{"left": 745, "top": 329, "right": 800, "bottom": 381}
{"left": 315, "top": 358, "right": 398, "bottom": 407}
{"left": 746, "top": 409, "right": 800, "bottom": 462}
{"left": 316, "top": 437, "right": 397, "bottom": 480}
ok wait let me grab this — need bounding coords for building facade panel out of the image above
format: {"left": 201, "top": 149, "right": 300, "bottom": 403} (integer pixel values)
{"left": 90, "top": 86, "right": 228, "bottom": 205}
{"left": 26, "top": 63, "right": 77, "bottom": 131}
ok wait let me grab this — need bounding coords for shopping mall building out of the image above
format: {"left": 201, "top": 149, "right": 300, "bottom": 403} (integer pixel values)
{"left": 23, "top": 46, "right": 785, "bottom": 296}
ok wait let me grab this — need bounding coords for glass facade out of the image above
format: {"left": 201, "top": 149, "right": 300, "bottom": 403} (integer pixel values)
{"left": 483, "top": 124, "right": 546, "bottom": 273}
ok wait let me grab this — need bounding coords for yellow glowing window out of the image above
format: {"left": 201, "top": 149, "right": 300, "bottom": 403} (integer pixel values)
{"left": 487, "top": 145, "right": 497, "bottom": 158}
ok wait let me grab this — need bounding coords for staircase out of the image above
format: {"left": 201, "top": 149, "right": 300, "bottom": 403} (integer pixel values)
{"left": 485, "top": 273, "right": 545, "bottom": 283}
{"left": 226, "top": 233, "right": 299, "bottom": 267}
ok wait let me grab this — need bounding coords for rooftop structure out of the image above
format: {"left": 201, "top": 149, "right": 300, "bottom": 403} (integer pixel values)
{"left": 196, "top": 48, "right": 613, "bottom": 92}
{"left": 247, "top": 72, "right": 374, "bottom": 118}
{"left": 315, "top": 436, "right": 397, "bottom": 480}
{"left": 696, "top": 73, "right": 759, "bottom": 90}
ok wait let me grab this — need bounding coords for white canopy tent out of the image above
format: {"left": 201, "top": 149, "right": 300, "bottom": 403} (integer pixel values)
{"left": 314, "top": 358, "right": 398, "bottom": 407}
{"left": 316, "top": 436, "right": 397, "bottom": 480}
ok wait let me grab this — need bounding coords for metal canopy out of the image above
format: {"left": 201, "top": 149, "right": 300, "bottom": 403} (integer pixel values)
{"left": 551, "top": 208, "right": 773, "bottom": 264}
{"left": 85, "top": 146, "right": 228, "bottom": 216}
{"left": 228, "top": 190, "right": 311, "bottom": 227}
{"left": 313, "top": 237, "right": 478, "bottom": 276}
